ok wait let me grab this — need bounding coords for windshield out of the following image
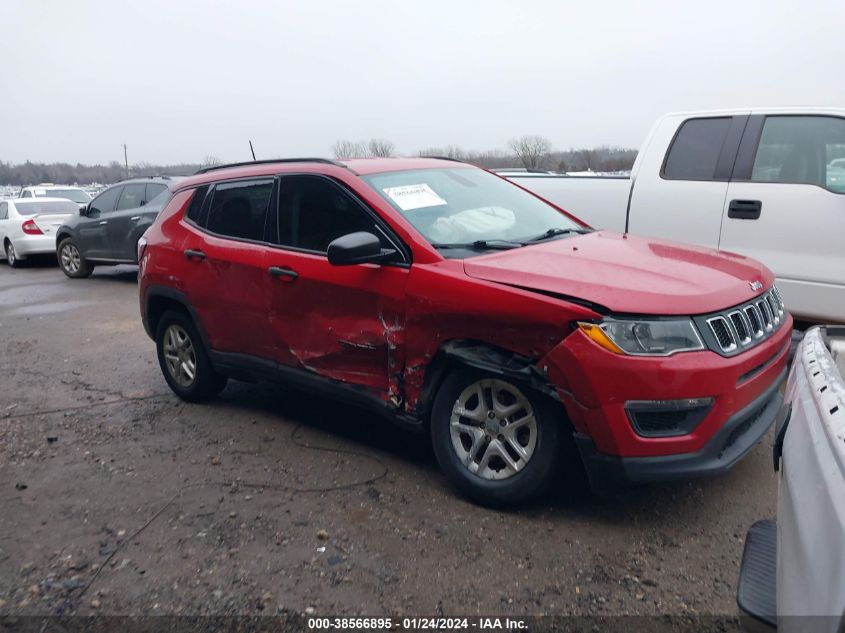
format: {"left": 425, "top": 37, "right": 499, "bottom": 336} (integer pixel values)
{"left": 362, "top": 167, "right": 583, "bottom": 249}
{"left": 36, "top": 188, "right": 91, "bottom": 203}
{"left": 16, "top": 200, "right": 79, "bottom": 215}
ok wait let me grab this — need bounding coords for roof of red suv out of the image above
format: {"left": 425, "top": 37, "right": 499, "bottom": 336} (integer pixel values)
{"left": 174, "top": 157, "right": 467, "bottom": 191}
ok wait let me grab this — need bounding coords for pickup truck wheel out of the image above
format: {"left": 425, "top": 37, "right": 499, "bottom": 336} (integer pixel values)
{"left": 155, "top": 310, "right": 227, "bottom": 402}
{"left": 431, "top": 368, "right": 560, "bottom": 506}
{"left": 57, "top": 238, "right": 94, "bottom": 278}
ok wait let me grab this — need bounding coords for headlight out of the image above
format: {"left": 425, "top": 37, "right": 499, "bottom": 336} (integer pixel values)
{"left": 578, "top": 318, "right": 705, "bottom": 356}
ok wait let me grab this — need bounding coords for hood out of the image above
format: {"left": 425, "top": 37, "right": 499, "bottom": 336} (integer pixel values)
{"left": 462, "top": 231, "right": 774, "bottom": 315}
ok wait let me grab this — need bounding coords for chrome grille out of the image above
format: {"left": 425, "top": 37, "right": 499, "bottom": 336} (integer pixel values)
{"left": 698, "top": 286, "right": 787, "bottom": 355}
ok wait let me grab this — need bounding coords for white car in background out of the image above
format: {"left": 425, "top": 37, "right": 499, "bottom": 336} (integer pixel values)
{"left": 19, "top": 183, "right": 92, "bottom": 209}
{"left": 0, "top": 198, "right": 79, "bottom": 267}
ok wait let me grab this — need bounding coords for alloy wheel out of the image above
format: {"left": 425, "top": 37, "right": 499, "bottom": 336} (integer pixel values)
{"left": 449, "top": 378, "right": 538, "bottom": 480}
{"left": 162, "top": 324, "right": 197, "bottom": 388}
{"left": 6, "top": 243, "right": 16, "bottom": 266}
{"left": 60, "top": 243, "right": 81, "bottom": 274}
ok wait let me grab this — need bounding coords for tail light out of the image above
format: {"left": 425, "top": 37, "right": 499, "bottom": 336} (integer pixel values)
{"left": 22, "top": 219, "right": 43, "bottom": 235}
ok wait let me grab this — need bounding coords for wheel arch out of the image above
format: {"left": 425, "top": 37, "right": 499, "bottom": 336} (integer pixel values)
{"left": 143, "top": 287, "right": 211, "bottom": 351}
{"left": 415, "top": 339, "right": 564, "bottom": 425}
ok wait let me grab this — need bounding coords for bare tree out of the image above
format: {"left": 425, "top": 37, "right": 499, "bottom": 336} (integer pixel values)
{"left": 576, "top": 148, "right": 599, "bottom": 172}
{"left": 418, "top": 145, "right": 466, "bottom": 160}
{"left": 201, "top": 155, "right": 222, "bottom": 169}
{"left": 508, "top": 135, "right": 552, "bottom": 170}
{"left": 331, "top": 140, "right": 369, "bottom": 159}
{"left": 368, "top": 139, "right": 395, "bottom": 158}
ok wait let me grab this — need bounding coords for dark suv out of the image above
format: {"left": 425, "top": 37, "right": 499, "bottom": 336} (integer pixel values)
{"left": 139, "top": 158, "right": 790, "bottom": 505}
{"left": 55, "top": 176, "right": 178, "bottom": 278}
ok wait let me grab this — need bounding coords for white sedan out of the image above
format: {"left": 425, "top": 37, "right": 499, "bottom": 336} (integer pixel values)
{"left": 0, "top": 197, "right": 79, "bottom": 267}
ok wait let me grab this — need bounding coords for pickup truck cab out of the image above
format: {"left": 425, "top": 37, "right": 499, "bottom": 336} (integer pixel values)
{"left": 509, "top": 108, "right": 845, "bottom": 323}
{"left": 737, "top": 325, "right": 845, "bottom": 632}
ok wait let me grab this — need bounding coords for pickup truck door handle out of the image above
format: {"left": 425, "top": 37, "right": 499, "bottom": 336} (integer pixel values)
{"left": 184, "top": 249, "right": 206, "bottom": 261}
{"left": 728, "top": 199, "right": 762, "bottom": 220}
{"left": 268, "top": 266, "right": 299, "bottom": 280}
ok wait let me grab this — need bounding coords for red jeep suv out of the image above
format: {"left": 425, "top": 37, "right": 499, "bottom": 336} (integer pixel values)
{"left": 139, "top": 157, "right": 791, "bottom": 504}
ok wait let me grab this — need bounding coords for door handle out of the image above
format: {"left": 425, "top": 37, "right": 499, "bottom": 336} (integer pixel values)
{"left": 728, "top": 199, "right": 762, "bottom": 220}
{"left": 98, "top": 220, "right": 108, "bottom": 225}
{"left": 268, "top": 266, "right": 299, "bottom": 280}
{"left": 184, "top": 249, "right": 206, "bottom": 261}
{"left": 130, "top": 216, "right": 141, "bottom": 221}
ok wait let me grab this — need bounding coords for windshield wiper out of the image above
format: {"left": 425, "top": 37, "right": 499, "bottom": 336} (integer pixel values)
{"left": 524, "top": 227, "right": 592, "bottom": 243}
{"left": 432, "top": 239, "right": 523, "bottom": 251}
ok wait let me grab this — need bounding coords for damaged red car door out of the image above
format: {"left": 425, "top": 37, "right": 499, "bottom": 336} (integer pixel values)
{"left": 266, "top": 174, "right": 409, "bottom": 402}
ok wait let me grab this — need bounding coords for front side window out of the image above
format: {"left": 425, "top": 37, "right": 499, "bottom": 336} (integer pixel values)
{"left": 276, "top": 176, "right": 382, "bottom": 252}
{"left": 21, "top": 191, "right": 32, "bottom": 198}
{"left": 663, "top": 117, "right": 732, "bottom": 180}
{"left": 205, "top": 179, "right": 273, "bottom": 241}
{"left": 89, "top": 186, "right": 122, "bottom": 215}
{"left": 751, "top": 115, "right": 845, "bottom": 193}
{"left": 362, "top": 167, "right": 582, "bottom": 248}
{"left": 117, "top": 183, "right": 146, "bottom": 210}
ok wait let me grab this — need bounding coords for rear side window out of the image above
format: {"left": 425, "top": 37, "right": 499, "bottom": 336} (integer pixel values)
{"left": 205, "top": 179, "right": 274, "bottom": 241}
{"left": 0, "top": 203, "right": 7, "bottom": 219}
{"left": 117, "top": 183, "right": 146, "bottom": 210}
{"left": 145, "top": 183, "right": 168, "bottom": 203}
{"left": 185, "top": 185, "right": 209, "bottom": 223}
{"left": 751, "top": 116, "right": 845, "bottom": 193}
{"left": 89, "top": 186, "right": 121, "bottom": 215}
{"left": 663, "top": 117, "right": 732, "bottom": 180}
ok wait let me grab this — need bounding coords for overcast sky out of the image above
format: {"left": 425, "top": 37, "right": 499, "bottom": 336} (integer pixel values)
{"left": 1, "top": 0, "right": 842, "bottom": 165}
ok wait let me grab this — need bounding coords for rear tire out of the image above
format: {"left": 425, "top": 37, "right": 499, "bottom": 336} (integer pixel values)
{"left": 57, "top": 237, "right": 94, "bottom": 278}
{"left": 155, "top": 309, "right": 227, "bottom": 402}
{"left": 5, "top": 240, "right": 24, "bottom": 268}
{"left": 430, "top": 367, "right": 561, "bottom": 506}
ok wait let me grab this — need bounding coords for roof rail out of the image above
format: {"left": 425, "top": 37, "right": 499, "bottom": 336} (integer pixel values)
{"left": 418, "top": 155, "right": 468, "bottom": 164}
{"left": 193, "top": 158, "right": 347, "bottom": 175}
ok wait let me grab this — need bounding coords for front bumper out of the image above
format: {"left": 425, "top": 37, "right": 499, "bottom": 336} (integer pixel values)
{"left": 574, "top": 367, "right": 787, "bottom": 488}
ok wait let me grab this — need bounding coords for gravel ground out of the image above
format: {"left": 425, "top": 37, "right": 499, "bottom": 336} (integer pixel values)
{"left": 0, "top": 261, "right": 777, "bottom": 619}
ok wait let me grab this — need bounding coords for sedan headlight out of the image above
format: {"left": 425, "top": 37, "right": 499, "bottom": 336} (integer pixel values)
{"left": 578, "top": 318, "right": 705, "bottom": 356}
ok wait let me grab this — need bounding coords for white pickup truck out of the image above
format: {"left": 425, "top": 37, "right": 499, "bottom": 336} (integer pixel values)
{"left": 737, "top": 325, "right": 845, "bottom": 632}
{"left": 507, "top": 108, "right": 845, "bottom": 322}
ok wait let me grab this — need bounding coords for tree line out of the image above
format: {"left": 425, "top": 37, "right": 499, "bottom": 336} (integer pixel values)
{"left": 0, "top": 136, "right": 636, "bottom": 185}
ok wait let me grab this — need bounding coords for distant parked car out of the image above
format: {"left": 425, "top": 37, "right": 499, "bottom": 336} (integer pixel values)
{"left": 19, "top": 184, "right": 92, "bottom": 209}
{"left": 0, "top": 198, "right": 79, "bottom": 267}
{"left": 55, "top": 177, "right": 176, "bottom": 278}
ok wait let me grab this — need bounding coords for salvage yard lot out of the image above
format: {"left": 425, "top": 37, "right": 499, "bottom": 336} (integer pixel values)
{"left": 1, "top": 264, "right": 776, "bottom": 616}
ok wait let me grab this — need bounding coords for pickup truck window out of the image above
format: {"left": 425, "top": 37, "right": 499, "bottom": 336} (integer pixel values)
{"left": 751, "top": 115, "right": 845, "bottom": 193}
{"left": 662, "top": 117, "right": 732, "bottom": 181}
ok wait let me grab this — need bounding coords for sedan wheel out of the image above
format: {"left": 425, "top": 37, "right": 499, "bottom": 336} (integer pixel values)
{"left": 6, "top": 242, "right": 20, "bottom": 268}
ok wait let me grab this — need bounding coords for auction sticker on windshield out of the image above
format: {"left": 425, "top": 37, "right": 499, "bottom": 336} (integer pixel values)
{"left": 383, "top": 184, "right": 447, "bottom": 211}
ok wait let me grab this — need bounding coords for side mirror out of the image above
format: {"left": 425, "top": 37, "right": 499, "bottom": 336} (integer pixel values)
{"left": 327, "top": 231, "right": 396, "bottom": 266}
{"left": 79, "top": 204, "right": 89, "bottom": 216}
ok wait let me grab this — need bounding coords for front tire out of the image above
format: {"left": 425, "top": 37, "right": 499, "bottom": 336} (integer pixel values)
{"left": 430, "top": 367, "right": 560, "bottom": 506}
{"left": 155, "top": 310, "right": 227, "bottom": 402}
{"left": 57, "top": 237, "right": 94, "bottom": 278}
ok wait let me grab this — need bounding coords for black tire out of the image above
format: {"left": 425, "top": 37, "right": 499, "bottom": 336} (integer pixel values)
{"left": 5, "top": 240, "right": 24, "bottom": 268}
{"left": 430, "top": 367, "right": 561, "bottom": 506}
{"left": 57, "top": 237, "right": 94, "bottom": 278}
{"left": 155, "top": 309, "right": 227, "bottom": 402}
